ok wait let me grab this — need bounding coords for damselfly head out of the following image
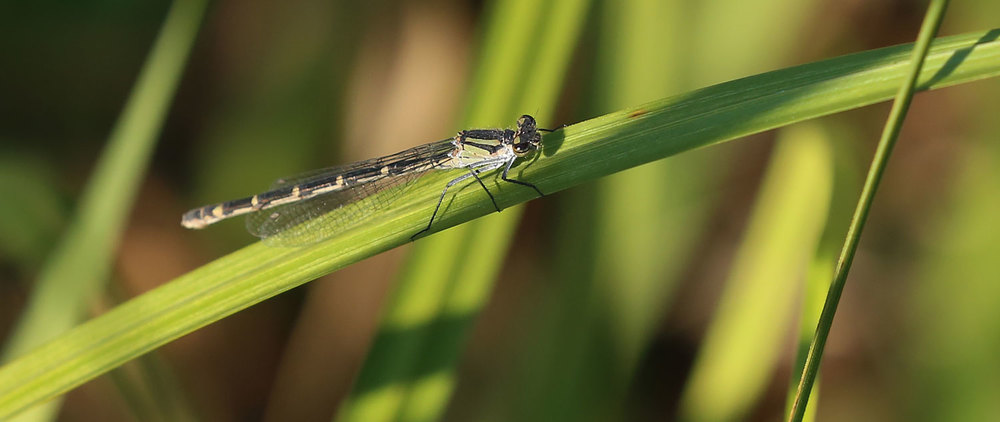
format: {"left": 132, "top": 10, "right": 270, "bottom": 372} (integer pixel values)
{"left": 513, "top": 114, "right": 542, "bottom": 157}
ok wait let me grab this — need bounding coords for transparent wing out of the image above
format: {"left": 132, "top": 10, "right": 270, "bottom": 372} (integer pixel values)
{"left": 245, "top": 140, "right": 456, "bottom": 246}
{"left": 267, "top": 138, "right": 453, "bottom": 190}
{"left": 246, "top": 170, "right": 427, "bottom": 246}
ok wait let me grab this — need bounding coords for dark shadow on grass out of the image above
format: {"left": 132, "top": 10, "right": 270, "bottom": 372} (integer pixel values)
{"left": 921, "top": 28, "right": 1000, "bottom": 89}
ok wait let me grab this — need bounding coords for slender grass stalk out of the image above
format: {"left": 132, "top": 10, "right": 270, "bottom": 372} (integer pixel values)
{"left": 786, "top": 1, "right": 951, "bottom": 420}
{"left": 0, "top": 29, "right": 997, "bottom": 420}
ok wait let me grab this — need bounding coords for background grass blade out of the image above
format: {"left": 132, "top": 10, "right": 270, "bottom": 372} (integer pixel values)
{"left": 0, "top": 29, "right": 998, "bottom": 420}
{"left": 0, "top": 0, "right": 207, "bottom": 420}
{"left": 502, "top": 0, "right": 820, "bottom": 419}
{"left": 666, "top": 0, "right": 824, "bottom": 420}
{"left": 333, "top": 0, "right": 591, "bottom": 421}
{"left": 499, "top": 1, "right": 698, "bottom": 418}
{"left": 781, "top": 122, "right": 860, "bottom": 422}
{"left": 681, "top": 123, "right": 833, "bottom": 421}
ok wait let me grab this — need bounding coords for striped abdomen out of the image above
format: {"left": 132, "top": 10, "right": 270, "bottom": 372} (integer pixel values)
{"left": 182, "top": 165, "right": 400, "bottom": 230}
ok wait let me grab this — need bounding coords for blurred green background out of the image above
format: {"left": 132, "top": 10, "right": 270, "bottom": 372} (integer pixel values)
{"left": 1, "top": 0, "right": 999, "bottom": 420}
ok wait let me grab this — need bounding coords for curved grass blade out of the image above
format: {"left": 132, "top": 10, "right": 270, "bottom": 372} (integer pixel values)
{"left": 0, "top": 29, "right": 998, "bottom": 420}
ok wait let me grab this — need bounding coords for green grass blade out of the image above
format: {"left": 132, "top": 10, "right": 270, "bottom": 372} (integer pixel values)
{"left": 334, "top": 0, "right": 591, "bottom": 420}
{"left": 0, "top": 0, "right": 207, "bottom": 420}
{"left": 510, "top": 1, "right": 820, "bottom": 419}
{"left": 675, "top": 1, "right": 826, "bottom": 420}
{"left": 0, "top": 29, "right": 998, "bottom": 420}
{"left": 786, "top": 1, "right": 951, "bottom": 420}
{"left": 588, "top": 0, "right": 692, "bottom": 376}
{"left": 504, "top": 0, "right": 694, "bottom": 418}
{"left": 680, "top": 123, "right": 833, "bottom": 421}
{"left": 783, "top": 123, "right": 860, "bottom": 422}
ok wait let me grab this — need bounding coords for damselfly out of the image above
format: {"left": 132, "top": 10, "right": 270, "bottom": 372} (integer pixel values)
{"left": 181, "top": 115, "right": 555, "bottom": 246}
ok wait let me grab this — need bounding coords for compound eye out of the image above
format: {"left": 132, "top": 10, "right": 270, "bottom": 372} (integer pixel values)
{"left": 513, "top": 143, "right": 532, "bottom": 155}
{"left": 519, "top": 115, "right": 536, "bottom": 128}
